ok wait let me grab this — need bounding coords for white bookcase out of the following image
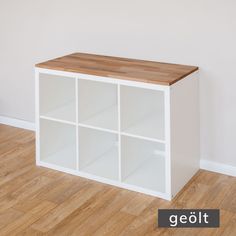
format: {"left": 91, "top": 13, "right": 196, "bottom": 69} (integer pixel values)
{"left": 35, "top": 65, "right": 199, "bottom": 200}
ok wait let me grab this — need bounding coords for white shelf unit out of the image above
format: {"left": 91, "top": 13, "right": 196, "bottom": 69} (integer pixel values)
{"left": 36, "top": 68, "right": 199, "bottom": 200}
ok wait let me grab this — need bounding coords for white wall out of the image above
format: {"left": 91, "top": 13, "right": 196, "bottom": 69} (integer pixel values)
{"left": 1, "top": 0, "right": 236, "bottom": 167}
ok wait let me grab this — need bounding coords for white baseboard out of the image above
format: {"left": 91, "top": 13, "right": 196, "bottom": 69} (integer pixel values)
{"left": 0, "top": 115, "right": 35, "bottom": 131}
{"left": 200, "top": 159, "right": 236, "bottom": 177}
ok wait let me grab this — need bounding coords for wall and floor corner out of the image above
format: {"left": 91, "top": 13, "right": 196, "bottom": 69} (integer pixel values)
{"left": 0, "top": 1, "right": 236, "bottom": 177}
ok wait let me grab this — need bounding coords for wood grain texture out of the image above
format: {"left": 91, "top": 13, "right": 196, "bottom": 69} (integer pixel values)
{"left": 36, "top": 52, "right": 198, "bottom": 85}
{"left": 0, "top": 124, "right": 236, "bottom": 235}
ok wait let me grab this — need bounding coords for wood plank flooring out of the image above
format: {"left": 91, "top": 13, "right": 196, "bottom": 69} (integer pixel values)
{"left": 0, "top": 124, "right": 236, "bottom": 235}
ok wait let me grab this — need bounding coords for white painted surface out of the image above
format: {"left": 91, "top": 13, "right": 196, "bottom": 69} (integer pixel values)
{"left": 78, "top": 79, "right": 118, "bottom": 131}
{"left": 82, "top": 147, "right": 119, "bottom": 181}
{"left": 120, "top": 132, "right": 165, "bottom": 144}
{"left": 78, "top": 123, "right": 118, "bottom": 135}
{"left": 117, "top": 84, "right": 122, "bottom": 182}
{"left": 123, "top": 156, "right": 165, "bottom": 193}
{"left": 79, "top": 105, "right": 118, "bottom": 132}
{"left": 36, "top": 67, "right": 168, "bottom": 92}
{"left": 122, "top": 114, "right": 164, "bottom": 142}
{"left": 42, "top": 146, "right": 77, "bottom": 170}
{"left": 121, "top": 135, "right": 165, "bottom": 180}
{"left": 78, "top": 127, "right": 118, "bottom": 170}
{"left": 121, "top": 131, "right": 166, "bottom": 193}
{"left": 75, "top": 77, "right": 79, "bottom": 171}
{"left": 39, "top": 73, "right": 76, "bottom": 122}
{"left": 164, "top": 87, "right": 171, "bottom": 198}
{"left": 42, "top": 102, "right": 75, "bottom": 123}
{"left": 170, "top": 72, "right": 200, "bottom": 197}
{"left": 40, "top": 118, "right": 76, "bottom": 169}
{"left": 120, "top": 86, "right": 165, "bottom": 140}
{"left": 40, "top": 115, "right": 76, "bottom": 126}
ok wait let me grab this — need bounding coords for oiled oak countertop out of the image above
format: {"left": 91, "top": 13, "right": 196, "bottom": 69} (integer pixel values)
{"left": 36, "top": 52, "right": 198, "bottom": 86}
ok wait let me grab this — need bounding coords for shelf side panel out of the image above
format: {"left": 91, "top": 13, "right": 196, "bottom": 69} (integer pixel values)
{"left": 170, "top": 71, "right": 200, "bottom": 198}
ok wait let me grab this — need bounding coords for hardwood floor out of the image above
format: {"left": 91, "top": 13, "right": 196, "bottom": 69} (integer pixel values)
{"left": 0, "top": 124, "right": 236, "bottom": 235}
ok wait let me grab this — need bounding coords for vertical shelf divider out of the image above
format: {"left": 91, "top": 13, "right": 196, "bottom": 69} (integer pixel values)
{"left": 117, "top": 84, "right": 122, "bottom": 182}
{"left": 76, "top": 77, "right": 79, "bottom": 171}
{"left": 164, "top": 87, "right": 171, "bottom": 199}
{"left": 35, "top": 69, "right": 40, "bottom": 166}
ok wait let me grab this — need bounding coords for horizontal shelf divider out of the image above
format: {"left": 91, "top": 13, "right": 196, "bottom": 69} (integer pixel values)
{"left": 121, "top": 132, "right": 166, "bottom": 144}
{"left": 78, "top": 123, "right": 118, "bottom": 134}
{"left": 41, "top": 101, "right": 76, "bottom": 123}
{"left": 39, "top": 161, "right": 78, "bottom": 176}
{"left": 79, "top": 105, "right": 118, "bottom": 131}
{"left": 38, "top": 160, "right": 168, "bottom": 199}
{"left": 121, "top": 155, "right": 166, "bottom": 193}
{"left": 40, "top": 116, "right": 76, "bottom": 126}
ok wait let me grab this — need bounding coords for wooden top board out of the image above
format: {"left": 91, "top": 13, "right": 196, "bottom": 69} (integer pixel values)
{"left": 36, "top": 52, "right": 198, "bottom": 86}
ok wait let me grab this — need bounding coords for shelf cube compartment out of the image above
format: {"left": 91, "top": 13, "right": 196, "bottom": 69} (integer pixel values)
{"left": 78, "top": 79, "right": 118, "bottom": 131}
{"left": 121, "top": 135, "right": 165, "bottom": 193}
{"left": 120, "top": 86, "right": 165, "bottom": 141}
{"left": 39, "top": 73, "right": 76, "bottom": 122}
{"left": 40, "top": 119, "right": 77, "bottom": 170}
{"left": 79, "top": 127, "right": 119, "bottom": 180}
